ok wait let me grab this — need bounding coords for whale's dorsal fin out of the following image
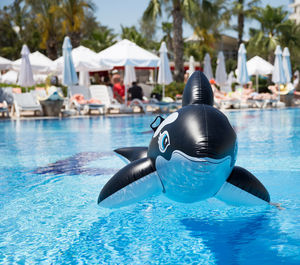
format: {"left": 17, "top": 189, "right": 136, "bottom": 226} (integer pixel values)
{"left": 114, "top": 147, "right": 148, "bottom": 162}
{"left": 182, "top": 71, "right": 214, "bottom": 107}
{"left": 98, "top": 158, "right": 163, "bottom": 208}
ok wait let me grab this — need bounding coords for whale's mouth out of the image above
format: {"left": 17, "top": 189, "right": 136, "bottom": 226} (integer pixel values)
{"left": 155, "top": 150, "right": 233, "bottom": 203}
{"left": 172, "top": 150, "right": 231, "bottom": 164}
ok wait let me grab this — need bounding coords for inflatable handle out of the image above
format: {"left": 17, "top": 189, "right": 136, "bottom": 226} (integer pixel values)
{"left": 150, "top": 116, "right": 165, "bottom": 132}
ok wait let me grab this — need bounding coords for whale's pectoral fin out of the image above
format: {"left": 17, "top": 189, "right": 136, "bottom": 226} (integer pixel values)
{"left": 215, "top": 166, "right": 270, "bottom": 206}
{"left": 114, "top": 147, "right": 148, "bottom": 163}
{"left": 98, "top": 158, "right": 163, "bottom": 208}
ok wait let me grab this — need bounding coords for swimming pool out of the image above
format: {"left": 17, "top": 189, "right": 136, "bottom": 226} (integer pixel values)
{"left": 0, "top": 108, "right": 300, "bottom": 264}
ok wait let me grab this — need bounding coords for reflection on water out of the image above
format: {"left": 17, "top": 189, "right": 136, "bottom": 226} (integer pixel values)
{"left": 181, "top": 208, "right": 300, "bottom": 264}
{"left": 182, "top": 213, "right": 270, "bottom": 264}
{"left": 33, "top": 151, "right": 116, "bottom": 176}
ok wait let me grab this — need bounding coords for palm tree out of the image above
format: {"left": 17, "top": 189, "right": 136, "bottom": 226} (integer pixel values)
{"left": 278, "top": 19, "right": 300, "bottom": 69}
{"left": 139, "top": 17, "right": 157, "bottom": 42}
{"left": 186, "top": 0, "right": 228, "bottom": 49}
{"left": 55, "top": 0, "right": 94, "bottom": 48}
{"left": 143, "top": 0, "right": 197, "bottom": 82}
{"left": 231, "top": 0, "right": 261, "bottom": 46}
{"left": 26, "top": 0, "right": 61, "bottom": 60}
{"left": 248, "top": 5, "right": 288, "bottom": 62}
{"left": 10, "top": 0, "right": 29, "bottom": 43}
{"left": 161, "top": 22, "right": 173, "bottom": 53}
{"left": 0, "top": 7, "right": 21, "bottom": 59}
{"left": 81, "top": 26, "right": 117, "bottom": 52}
{"left": 121, "top": 26, "right": 148, "bottom": 48}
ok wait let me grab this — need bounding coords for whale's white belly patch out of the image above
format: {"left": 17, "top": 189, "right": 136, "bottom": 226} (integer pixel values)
{"left": 156, "top": 150, "right": 232, "bottom": 203}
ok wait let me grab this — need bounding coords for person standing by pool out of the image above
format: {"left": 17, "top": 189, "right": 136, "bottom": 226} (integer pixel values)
{"left": 128, "top": 81, "right": 143, "bottom": 100}
{"left": 113, "top": 80, "right": 125, "bottom": 103}
{"left": 111, "top": 70, "right": 125, "bottom": 103}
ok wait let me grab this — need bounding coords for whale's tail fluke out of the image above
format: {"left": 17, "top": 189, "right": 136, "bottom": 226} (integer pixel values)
{"left": 215, "top": 166, "right": 270, "bottom": 206}
{"left": 182, "top": 71, "right": 214, "bottom": 107}
{"left": 98, "top": 158, "right": 163, "bottom": 208}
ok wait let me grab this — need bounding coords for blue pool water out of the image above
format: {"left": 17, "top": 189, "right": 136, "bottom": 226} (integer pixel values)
{"left": 0, "top": 109, "right": 300, "bottom": 264}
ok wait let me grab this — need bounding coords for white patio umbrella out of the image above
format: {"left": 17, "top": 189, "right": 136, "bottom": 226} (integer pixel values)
{"left": 294, "top": 70, "right": 299, "bottom": 88}
{"left": 237, "top": 43, "right": 250, "bottom": 86}
{"left": 124, "top": 65, "right": 137, "bottom": 106}
{"left": 97, "top": 39, "right": 159, "bottom": 106}
{"left": 282, "top": 47, "right": 292, "bottom": 83}
{"left": 272, "top": 45, "right": 286, "bottom": 85}
{"left": 0, "top": 56, "right": 12, "bottom": 70}
{"left": 13, "top": 51, "right": 55, "bottom": 73}
{"left": 246, "top": 56, "right": 274, "bottom": 90}
{"left": 247, "top": 56, "right": 274, "bottom": 76}
{"left": 97, "top": 39, "right": 159, "bottom": 67}
{"left": 55, "top": 45, "right": 110, "bottom": 72}
{"left": 62, "top": 36, "right": 78, "bottom": 97}
{"left": 18, "top": 44, "right": 35, "bottom": 89}
{"left": 34, "top": 74, "right": 48, "bottom": 84}
{"left": 226, "top": 71, "right": 236, "bottom": 92}
{"left": 55, "top": 45, "right": 111, "bottom": 88}
{"left": 203, "top": 53, "right": 213, "bottom": 81}
{"left": 1, "top": 70, "right": 18, "bottom": 84}
{"left": 157, "top": 42, "right": 173, "bottom": 99}
{"left": 188, "top": 56, "right": 195, "bottom": 76}
{"left": 215, "top": 51, "right": 227, "bottom": 87}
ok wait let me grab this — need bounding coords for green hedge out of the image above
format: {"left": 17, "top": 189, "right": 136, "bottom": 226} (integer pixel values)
{"left": 152, "top": 82, "right": 185, "bottom": 99}
{"left": 0, "top": 82, "right": 68, "bottom": 96}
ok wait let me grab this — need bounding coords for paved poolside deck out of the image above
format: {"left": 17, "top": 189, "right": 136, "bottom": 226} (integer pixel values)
{"left": 1, "top": 105, "right": 299, "bottom": 121}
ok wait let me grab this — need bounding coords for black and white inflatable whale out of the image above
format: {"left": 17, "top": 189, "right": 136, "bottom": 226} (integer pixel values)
{"left": 98, "top": 71, "right": 270, "bottom": 208}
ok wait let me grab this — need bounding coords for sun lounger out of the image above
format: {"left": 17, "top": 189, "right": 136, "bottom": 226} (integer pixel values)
{"left": 129, "top": 98, "right": 147, "bottom": 113}
{"left": 246, "top": 97, "right": 283, "bottom": 109}
{"left": 214, "top": 98, "right": 241, "bottom": 109}
{"left": 0, "top": 87, "right": 14, "bottom": 117}
{"left": 12, "top": 92, "right": 43, "bottom": 117}
{"left": 0, "top": 101, "right": 9, "bottom": 117}
{"left": 146, "top": 98, "right": 180, "bottom": 113}
{"left": 0, "top": 91, "right": 9, "bottom": 117}
{"left": 69, "top": 85, "right": 105, "bottom": 114}
{"left": 89, "top": 85, "right": 122, "bottom": 114}
{"left": 30, "top": 89, "right": 47, "bottom": 100}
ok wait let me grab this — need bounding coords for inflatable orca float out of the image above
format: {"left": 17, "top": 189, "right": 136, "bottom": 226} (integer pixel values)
{"left": 98, "top": 71, "right": 270, "bottom": 208}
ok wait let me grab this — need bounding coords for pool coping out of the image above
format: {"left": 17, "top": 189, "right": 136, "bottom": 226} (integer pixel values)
{"left": 1, "top": 106, "right": 300, "bottom": 121}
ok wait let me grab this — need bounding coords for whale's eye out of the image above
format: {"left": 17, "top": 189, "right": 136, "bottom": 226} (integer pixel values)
{"left": 158, "top": 131, "right": 170, "bottom": 153}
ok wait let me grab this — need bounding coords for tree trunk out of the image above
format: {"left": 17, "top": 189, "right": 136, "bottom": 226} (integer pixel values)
{"left": 237, "top": 0, "right": 244, "bottom": 47}
{"left": 69, "top": 31, "right": 81, "bottom": 48}
{"left": 46, "top": 36, "right": 58, "bottom": 60}
{"left": 267, "top": 53, "right": 274, "bottom": 64}
{"left": 167, "top": 36, "right": 173, "bottom": 55}
{"left": 172, "top": 1, "right": 184, "bottom": 82}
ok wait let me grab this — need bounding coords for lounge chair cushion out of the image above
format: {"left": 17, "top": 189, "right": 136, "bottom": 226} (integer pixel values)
{"left": 14, "top": 93, "right": 41, "bottom": 109}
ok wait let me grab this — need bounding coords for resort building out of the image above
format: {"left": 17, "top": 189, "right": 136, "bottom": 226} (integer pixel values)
{"left": 185, "top": 33, "right": 238, "bottom": 60}
{"left": 289, "top": 0, "right": 300, "bottom": 24}
{"left": 215, "top": 34, "right": 238, "bottom": 60}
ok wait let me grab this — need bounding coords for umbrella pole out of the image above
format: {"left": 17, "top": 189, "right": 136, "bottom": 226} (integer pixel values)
{"left": 125, "top": 84, "right": 128, "bottom": 106}
{"left": 65, "top": 86, "right": 70, "bottom": 110}
{"left": 162, "top": 84, "right": 165, "bottom": 100}
{"left": 256, "top": 74, "right": 259, "bottom": 92}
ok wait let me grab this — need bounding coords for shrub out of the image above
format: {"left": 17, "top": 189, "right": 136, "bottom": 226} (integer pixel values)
{"left": 152, "top": 82, "right": 185, "bottom": 100}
